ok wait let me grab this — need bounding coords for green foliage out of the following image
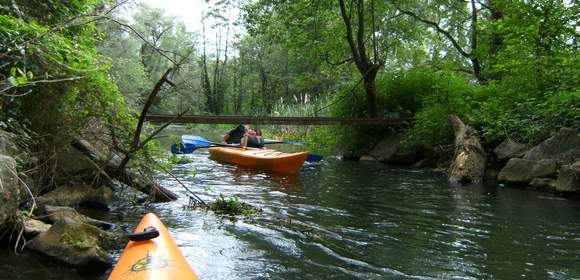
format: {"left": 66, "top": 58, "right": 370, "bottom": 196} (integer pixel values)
{"left": 471, "top": 84, "right": 580, "bottom": 146}
{"left": 208, "top": 194, "right": 260, "bottom": 216}
{"left": 167, "top": 154, "right": 192, "bottom": 165}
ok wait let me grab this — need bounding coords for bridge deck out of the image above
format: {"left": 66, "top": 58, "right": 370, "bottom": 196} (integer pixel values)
{"left": 145, "top": 114, "right": 407, "bottom": 125}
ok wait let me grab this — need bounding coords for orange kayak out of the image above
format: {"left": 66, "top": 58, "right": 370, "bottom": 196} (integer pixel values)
{"left": 209, "top": 147, "right": 309, "bottom": 174}
{"left": 108, "top": 213, "right": 199, "bottom": 280}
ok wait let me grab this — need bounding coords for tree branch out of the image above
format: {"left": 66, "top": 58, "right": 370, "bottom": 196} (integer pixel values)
{"left": 397, "top": 8, "right": 471, "bottom": 58}
{"left": 117, "top": 67, "right": 173, "bottom": 170}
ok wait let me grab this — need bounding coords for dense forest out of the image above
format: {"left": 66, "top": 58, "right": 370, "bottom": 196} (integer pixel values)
{"left": 1, "top": 0, "right": 578, "bottom": 176}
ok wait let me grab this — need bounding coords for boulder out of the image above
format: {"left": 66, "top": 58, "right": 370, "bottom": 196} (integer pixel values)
{"left": 37, "top": 184, "right": 113, "bottom": 208}
{"left": 498, "top": 158, "right": 557, "bottom": 184}
{"left": 57, "top": 146, "right": 99, "bottom": 175}
{"left": 493, "top": 139, "right": 530, "bottom": 161}
{"left": 340, "top": 149, "right": 368, "bottom": 161}
{"left": 529, "top": 178, "right": 557, "bottom": 189}
{"left": 555, "top": 161, "right": 580, "bottom": 192}
{"left": 0, "top": 155, "right": 20, "bottom": 225}
{"left": 27, "top": 222, "right": 125, "bottom": 270}
{"left": 44, "top": 205, "right": 114, "bottom": 230}
{"left": 0, "top": 130, "right": 19, "bottom": 157}
{"left": 23, "top": 218, "right": 51, "bottom": 236}
{"left": 368, "top": 135, "right": 403, "bottom": 162}
{"left": 359, "top": 155, "right": 378, "bottom": 161}
{"left": 525, "top": 127, "right": 580, "bottom": 164}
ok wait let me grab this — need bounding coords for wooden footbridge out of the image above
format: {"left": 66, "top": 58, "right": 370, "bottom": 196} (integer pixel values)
{"left": 145, "top": 114, "right": 409, "bottom": 126}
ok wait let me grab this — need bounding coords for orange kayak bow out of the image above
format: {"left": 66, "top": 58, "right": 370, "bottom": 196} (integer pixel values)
{"left": 108, "top": 213, "right": 199, "bottom": 280}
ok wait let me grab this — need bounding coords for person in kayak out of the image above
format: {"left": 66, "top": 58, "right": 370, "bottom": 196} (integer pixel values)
{"left": 222, "top": 124, "right": 247, "bottom": 144}
{"left": 241, "top": 128, "right": 265, "bottom": 148}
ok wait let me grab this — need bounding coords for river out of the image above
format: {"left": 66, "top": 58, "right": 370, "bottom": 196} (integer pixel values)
{"left": 2, "top": 142, "right": 580, "bottom": 279}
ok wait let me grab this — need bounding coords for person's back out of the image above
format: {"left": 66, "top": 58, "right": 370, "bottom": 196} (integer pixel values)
{"left": 223, "top": 124, "right": 246, "bottom": 144}
{"left": 243, "top": 128, "right": 265, "bottom": 148}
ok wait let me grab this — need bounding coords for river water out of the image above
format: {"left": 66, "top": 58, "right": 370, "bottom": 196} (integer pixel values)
{"left": 2, "top": 143, "right": 580, "bottom": 279}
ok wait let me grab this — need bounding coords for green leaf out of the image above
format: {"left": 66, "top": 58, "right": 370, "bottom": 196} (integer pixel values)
{"left": 16, "top": 76, "right": 27, "bottom": 85}
{"left": 8, "top": 76, "right": 18, "bottom": 86}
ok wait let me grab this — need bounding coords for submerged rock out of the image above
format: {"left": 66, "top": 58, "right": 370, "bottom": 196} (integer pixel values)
{"left": 27, "top": 222, "right": 126, "bottom": 270}
{"left": 37, "top": 184, "right": 113, "bottom": 208}
{"left": 0, "top": 155, "right": 20, "bottom": 225}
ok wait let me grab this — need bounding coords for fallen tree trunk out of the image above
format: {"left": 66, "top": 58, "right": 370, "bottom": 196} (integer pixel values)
{"left": 447, "top": 115, "right": 486, "bottom": 185}
{"left": 71, "top": 138, "right": 177, "bottom": 202}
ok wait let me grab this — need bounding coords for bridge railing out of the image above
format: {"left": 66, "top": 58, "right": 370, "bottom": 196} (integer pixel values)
{"left": 145, "top": 114, "right": 409, "bottom": 126}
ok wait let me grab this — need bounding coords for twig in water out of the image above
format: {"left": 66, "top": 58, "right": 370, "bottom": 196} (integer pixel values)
{"left": 153, "top": 162, "right": 206, "bottom": 206}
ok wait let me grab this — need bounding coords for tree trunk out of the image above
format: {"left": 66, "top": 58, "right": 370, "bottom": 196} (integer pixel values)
{"left": 338, "top": 0, "right": 381, "bottom": 117}
{"left": 72, "top": 138, "right": 177, "bottom": 202}
{"left": 363, "top": 68, "right": 378, "bottom": 117}
{"left": 447, "top": 115, "right": 486, "bottom": 185}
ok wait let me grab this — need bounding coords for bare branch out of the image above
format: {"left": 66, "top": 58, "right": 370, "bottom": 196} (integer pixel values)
{"left": 136, "top": 109, "right": 190, "bottom": 151}
{"left": 117, "top": 67, "right": 174, "bottom": 170}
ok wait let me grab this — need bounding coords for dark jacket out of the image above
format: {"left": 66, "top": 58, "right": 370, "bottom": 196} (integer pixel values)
{"left": 247, "top": 135, "right": 264, "bottom": 148}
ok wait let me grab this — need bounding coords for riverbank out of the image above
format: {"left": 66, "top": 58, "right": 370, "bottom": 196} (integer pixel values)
{"left": 348, "top": 126, "right": 579, "bottom": 193}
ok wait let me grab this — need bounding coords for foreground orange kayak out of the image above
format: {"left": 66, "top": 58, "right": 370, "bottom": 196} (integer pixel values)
{"left": 108, "top": 213, "right": 198, "bottom": 280}
{"left": 209, "top": 147, "right": 309, "bottom": 174}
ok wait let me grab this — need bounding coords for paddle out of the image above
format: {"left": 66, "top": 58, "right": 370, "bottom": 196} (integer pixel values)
{"left": 175, "top": 135, "right": 323, "bottom": 162}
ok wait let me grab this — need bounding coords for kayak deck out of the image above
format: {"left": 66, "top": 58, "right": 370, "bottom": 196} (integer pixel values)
{"left": 108, "top": 213, "right": 198, "bottom": 280}
{"left": 208, "top": 147, "right": 309, "bottom": 174}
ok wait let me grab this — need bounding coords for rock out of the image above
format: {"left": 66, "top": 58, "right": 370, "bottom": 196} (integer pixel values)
{"left": 529, "top": 178, "right": 557, "bottom": 189}
{"left": 44, "top": 205, "right": 115, "bottom": 230}
{"left": 23, "top": 218, "right": 51, "bottom": 236}
{"left": 385, "top": 149, "right": 424, "bottom": 165}
{"left": 555, "top": 161, "right": 580, "bottom": 192}
{"left": 340, "top": 149, "right": 367, "bottom": 161}
{"left": 498, "top": 158, "right": 557, "bottom": 184}
{"left": 57, "top": 146, "right": 96, "bottom": 175}
{"left": 0, "top": 155, "right": 20, "bottom": 225}
{"left": 37, "top": 184, "right": 113, "bottom": 208}
{"left": 525, "top": 127, "right": 580, "bottom": 164}
{"left": 359, "top": 155, "right": 377, "bottom": 161}
{"left": 412, "top": 157, "right": 437, "bottom": 169}
{"left": 0, "top": 130, "right": 19, "bottom": 157}
{"left": 493, "top": 139, "right": 530, "bottom": 161}
{"left": 368, "top": 135, "right": 403, "bottom": 161}
{"left": 484, "top": 168, "right": 500, "bottom": 180}
{"left": 27, "top": 222, "right": 124, "bottom": 270}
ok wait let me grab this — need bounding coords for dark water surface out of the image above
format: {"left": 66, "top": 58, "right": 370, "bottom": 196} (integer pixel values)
{"left": 2, "top": 147, "right": 580, "bottom": 279}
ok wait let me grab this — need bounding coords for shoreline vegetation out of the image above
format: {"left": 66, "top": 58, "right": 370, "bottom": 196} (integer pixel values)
{"left": 0, "top": 0, "right": 577, "bottom": 277}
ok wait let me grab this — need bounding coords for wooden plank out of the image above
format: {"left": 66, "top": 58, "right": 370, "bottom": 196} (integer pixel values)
{"left": 144, "top": 114, "right": 407, "bottom": 125}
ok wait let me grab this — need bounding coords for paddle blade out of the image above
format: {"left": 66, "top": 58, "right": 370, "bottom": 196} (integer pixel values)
{"left": 306, "top": 153, "right": 323, "bottom": 162}
{"left": 264, "top": 140, "right": 307, "bottom": 145}
{"left": 171, "top": 143, "right": 198, "bottom": 154}
{"left": 182, "top": 135, "right": 214, "bottom": 147}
